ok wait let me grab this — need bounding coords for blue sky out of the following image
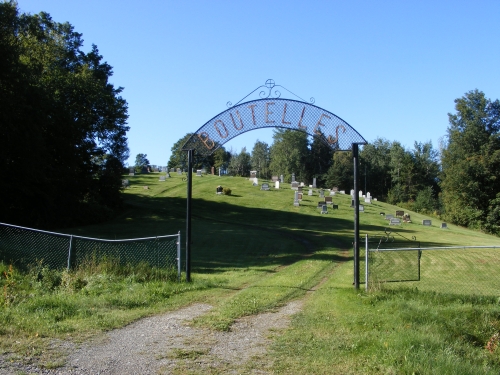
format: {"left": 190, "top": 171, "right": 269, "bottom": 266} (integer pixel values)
{"left": 18, "top": 0, "right": 500, "bottom": 166}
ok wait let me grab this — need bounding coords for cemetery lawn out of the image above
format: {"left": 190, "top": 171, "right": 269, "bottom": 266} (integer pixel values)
{"left": 2, "top": 172, "right": 500, "bottom": 373}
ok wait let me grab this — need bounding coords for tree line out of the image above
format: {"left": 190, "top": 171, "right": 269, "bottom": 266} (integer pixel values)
{"left": 169, "top": 90, "right": 500, "bottom": 235}
{"left": 0, "top": 2, "right": 129, "bottom": 228}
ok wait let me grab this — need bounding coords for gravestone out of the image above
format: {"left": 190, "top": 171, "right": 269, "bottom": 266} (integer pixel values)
{"left": 250, "top": 171, "right": 257, "bottom": 179}
{"left": 332, "top": 204, "right": 339, "bottom": 209}
{"left": 373, "top": 198, "right": 377, "bottom": 201}
{"left": 261, "top": 183, "right": 270, "bottom": 191}
{"left": 422, "top": 219, "right": 432, "bottom": 226}
{"left": 216, "top": 186, "right": 223, "bottom": 195}
{"left": 332, "top": 187, "right": 339, "bottom": 192}
{"left": 300, "top": 182, "right": 305, "bottom": 187}
{"left": 350, "top": 199, "right": 354, "bottom": 207}
{"left": 294, "top": 191, "right": 300, "bottom": 206}
{"left": 177, "top": 168, "right": 182, "bottom": 175}
{"left": 159, "top": 175, "right": 166, "bottom": 181}
{"left": 380, "top": 212, "right": 385, "bottom": 216}
{"left": 441, "top": 222, "right": 448, "bottom": 229}
{"left": 312, "top": 178, "right": 317, "bottom": 188}
{"left": 129, "top": 172, "right": 135, "bottom": 176}
{"left": 319, "top": 189, "right": 324, "bottom": 198}
{"left": 280, "top": 174, "right": 284, "bottom": 183}
{"left": 321, "top": 205, "right": 328, "bottom": 214}
{"left": 122, "top": 179, "right": 129, "bottom": 187}
{"left": 317, "top": 201, "right": 325, "bottom": 208}
{"left": 390, "top": 218, "right": 402, "bottom": 225}
{"left": 330, "top": 190, "right": 336, "bottom": 196}
{"left": 350, "top": 189, "right": 355, "bottom": 197}
{"left": 385, "top": 214, "right": 394, "bottom": 220}
{"left": 364, "top": 198, "right": 372, "bottom": 204}
{"left": 165, "top": 172, "right": 170, "bottom": 178}
{"left": 308, "top": 189, "right": 313, "bottom": 196}
{"left": 201, "top": 168, "right": 206, "bottom": 174}
{"left": 253, "top": 177, "right": 258, "bottom": 186}
{"left": 396, "top": 210, "right": 404, "bottom": 217}
{"left": 367, "top": 192, "right": 371, "bottom": 198}
{"left": 359, "top": 190, "right": 363, "bottom": 197}
{"left": 340, "top": 190, "right": 345, "bottom": 194}
{"left": 291, "top": 173, "right": 296, "bottom": 183}
{"left": 325, "top": 196, "right": 333, "bottom": 205}
{"left": 272, "top": 176, "right": 279, "bottom": 182}
{"left": 298, "top": 186, "right": 303, "bottom": 193}
{"left": 291, "top": 181, "right": 299, "bottom": 190}
{"left": 298, "top": 193, "right": 303, "bottom": 201}
{"left": 170, "top": 168, "right": 175, "bottom": 173}
{"left": 359, "top": 205, "right": 364, "bottom": 212}
{"left": 196, "top": 170, "right": 202, "bottom": 177}
{"left": 275, "top": 181, "right": 280, "bottom": 189}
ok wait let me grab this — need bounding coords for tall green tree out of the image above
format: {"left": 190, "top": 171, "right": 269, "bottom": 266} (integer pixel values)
{"left": 251, "top": 140, "right": 270, "bottom": 180}
{"left": 229, "top": 147, "right": 251, "bottom": 176}
{"left": 167, "top": 133, "right": 191, "bottom": 170}
{"left": 325, "top": 151, "right": 353, "bottom": 191}
{"left": 213, "top": 147, "right": 231, "bottom": 174}
{"left": 269, "top": 129, "right": 309, "bottom": 183}
{"left": 0, "top": 2, "right": 129, "bottom": 227}
{"left": 308, "top": 132, "right": 334, "bottom": 187}
{"left": 440, "top": 90, "right": 500, "bottom": 232}
{"left": 134, "top": 153, "right": 150, "bottom": 173}
{"left": 360, "top": 138, "right": 391, "bottom": 199}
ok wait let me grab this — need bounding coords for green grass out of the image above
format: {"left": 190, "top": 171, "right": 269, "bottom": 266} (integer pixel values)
{"left": 272, "top": 262, "right": 500, "bottom": 375}
{"left": 2, "top": 171, "right": 500, "bottom": 372}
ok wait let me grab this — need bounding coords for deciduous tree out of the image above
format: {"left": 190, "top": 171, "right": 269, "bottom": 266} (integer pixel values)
{"left": 0, "top": 2, "right": 129, "bottom": 227}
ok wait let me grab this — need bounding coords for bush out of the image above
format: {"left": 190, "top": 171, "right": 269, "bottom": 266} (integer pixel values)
{"left": 223, "top": 187, "right": 232, "bottom": 195}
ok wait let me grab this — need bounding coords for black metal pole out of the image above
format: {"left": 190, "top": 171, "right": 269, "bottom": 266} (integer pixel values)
{"left": 353, "top": 143, "right": 360, "bottom": 289}
{"left": 186, "top": 149, "right": 193, "bottom": 282}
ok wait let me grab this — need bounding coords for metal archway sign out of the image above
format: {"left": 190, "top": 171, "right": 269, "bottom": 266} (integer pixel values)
{"left": 182, "top": 80, "right": 366, "bottom": 288}
{"left": 182, "top": 95, "right": 366, "bottom": 155}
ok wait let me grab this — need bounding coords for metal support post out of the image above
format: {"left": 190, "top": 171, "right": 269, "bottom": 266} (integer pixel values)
{"left": 365, "top": 234, "right": 369, "bottom": 291}
{"left": 186, "top": 149, "right": 193, "bottom": 282}
{"left": 353, "top": 143, "right": 360, "bottom": 289}
{"left": 177, "top": 231, "right": 181, "bottom": 282}
{"left": 67, "top": 235, "right": 75, "bottom": 271}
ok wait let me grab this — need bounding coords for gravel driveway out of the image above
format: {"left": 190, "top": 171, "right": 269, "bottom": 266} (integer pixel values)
{"left": 1, "top": 299, "right": 303, "bottom": 374}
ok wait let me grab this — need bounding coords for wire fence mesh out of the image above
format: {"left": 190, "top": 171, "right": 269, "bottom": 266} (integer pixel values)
{"left": 0, "top": 223, "right": 180, "bottom": 278}
{"left": 362, "top": 236, "right": 500, "bottom": 297}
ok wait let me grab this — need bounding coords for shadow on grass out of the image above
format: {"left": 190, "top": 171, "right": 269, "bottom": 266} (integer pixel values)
{"left": 66, "top": 192, "right": 461, "bottom": 276}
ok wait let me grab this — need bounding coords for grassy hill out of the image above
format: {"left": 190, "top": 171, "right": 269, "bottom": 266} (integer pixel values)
{"left": 2, "top": 171, "right": 500, "bottom": 373}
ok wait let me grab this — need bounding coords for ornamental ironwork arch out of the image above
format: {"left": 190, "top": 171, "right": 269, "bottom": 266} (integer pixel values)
{"left": 182, "top": 80, "right": 366, "bottom": 289}
{"left": 182, "top": 81, "right": 366, "bottom": 155}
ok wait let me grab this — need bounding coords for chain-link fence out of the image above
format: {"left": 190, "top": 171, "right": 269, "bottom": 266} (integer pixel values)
{"left": 0, "top": 222, "right": 181, "bottom": 278}
{"left": 362, "top": 234, "right": 500, "bottom": 296}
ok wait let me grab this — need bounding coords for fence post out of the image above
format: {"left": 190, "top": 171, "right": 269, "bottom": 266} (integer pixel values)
{"left": 67, "top": 235, "right": 75, "bottom": 270}
{"left": 365, "top": 234, "right": 369, "bottom": 291}
{"left": 177, "top": 231, "right": 181, "bottom": 282}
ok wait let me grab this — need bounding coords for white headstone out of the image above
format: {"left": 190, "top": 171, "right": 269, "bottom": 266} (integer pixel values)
{"left": 275, "top": 181, "right": 280, "bottom": 189}
{"left": 359, "top": 190, "right": 363, "bottom": 197}
{"left": 253, "top": 177, "right": 258, "bottom": 186}
{"left": 350, "top": 189, "right": 355, "bottom": 197}
{"left": 308, "top": 189, "right": 313, "bottom": 196}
